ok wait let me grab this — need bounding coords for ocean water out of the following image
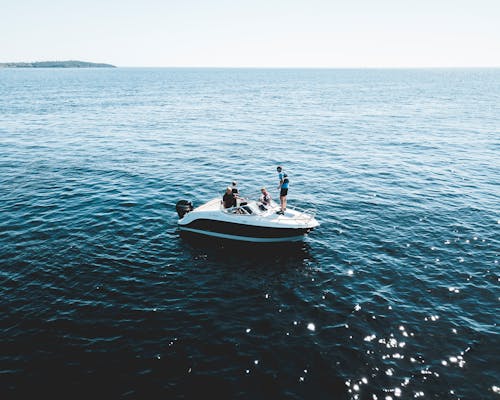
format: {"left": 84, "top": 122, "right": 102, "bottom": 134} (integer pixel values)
{"left": 0, "top": 68, "right": 499, "bottom": 399}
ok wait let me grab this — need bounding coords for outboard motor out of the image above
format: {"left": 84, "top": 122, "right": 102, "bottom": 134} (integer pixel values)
{"left": 176, "top": 200, "right": 193, "bottom": 218}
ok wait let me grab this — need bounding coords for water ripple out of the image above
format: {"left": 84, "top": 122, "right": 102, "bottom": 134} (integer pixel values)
{"left": 1, "top": 68, "right": 499, "bottom": 399}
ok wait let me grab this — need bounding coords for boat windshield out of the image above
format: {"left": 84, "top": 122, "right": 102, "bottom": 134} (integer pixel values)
{"left": 221, "top": 201, "right": 265, "bottom": 216}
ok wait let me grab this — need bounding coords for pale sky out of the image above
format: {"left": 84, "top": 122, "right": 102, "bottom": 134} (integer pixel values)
{"left": 1, "top": 0, "right": 499, "bottom": 67}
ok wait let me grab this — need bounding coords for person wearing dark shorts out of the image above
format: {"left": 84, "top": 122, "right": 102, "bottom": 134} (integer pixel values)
{"left": 276, "top": 166, "right": 289, "bottom": 214}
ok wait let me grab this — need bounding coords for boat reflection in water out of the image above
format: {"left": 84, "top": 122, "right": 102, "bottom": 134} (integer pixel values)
{"left": 178, "top": 228, "right": 316, "bottom": 269}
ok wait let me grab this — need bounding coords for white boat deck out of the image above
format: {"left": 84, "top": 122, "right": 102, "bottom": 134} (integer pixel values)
{"left": 193, "top": 198, "right": 221, "bottom": 212}
{"left": 189, "top": 197, "right": 317, "bottom": 227}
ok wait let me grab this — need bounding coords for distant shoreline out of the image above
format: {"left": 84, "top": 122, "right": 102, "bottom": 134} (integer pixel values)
{"left": 0, "top": 60, "right": 116, "bottom": 68}
{"left": 1, "top": 63, "right": 498, "bottom": 70}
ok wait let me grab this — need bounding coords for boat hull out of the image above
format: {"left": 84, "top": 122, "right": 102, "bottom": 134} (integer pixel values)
{"left": 178, "top": 218, "right": 313, "bottom": 243}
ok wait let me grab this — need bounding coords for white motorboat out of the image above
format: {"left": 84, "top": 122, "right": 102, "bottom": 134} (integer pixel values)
{"left": 175, "top": 198, "right": 319, "bottom": 243}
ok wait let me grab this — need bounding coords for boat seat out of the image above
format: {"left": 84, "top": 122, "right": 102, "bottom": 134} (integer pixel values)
{"left": 222, "top": 204, "right": 253, "bottom": 215}
{"left": 225, "top": 206, "right": 252, "bottom": 215}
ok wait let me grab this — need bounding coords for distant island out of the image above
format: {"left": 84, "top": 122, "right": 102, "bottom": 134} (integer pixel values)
{"left": 0, "top": 60, "right": 116, "bottom": 68}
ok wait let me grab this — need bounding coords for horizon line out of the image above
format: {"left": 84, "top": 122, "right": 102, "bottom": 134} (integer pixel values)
{"left": 119, "top": 65, "right": 500, "bottom": 69}
{"left": 2, "top": 60, "right": 499, "bottom": 69}
{"left": 108, "top": 61, "right": 500, "bottom": 69}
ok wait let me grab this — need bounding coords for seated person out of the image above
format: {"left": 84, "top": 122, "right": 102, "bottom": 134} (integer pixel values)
{"left": 231, "top": 181, "right": 239, "bottom": 195}
{"left": 232, "top": 180, "right": 248, "bottom": 206}
{"left": 222, "top": 186, "right": 237, "bottom": 209}
{"left": 259, "top": 187, "right": 272, "bottom": 210}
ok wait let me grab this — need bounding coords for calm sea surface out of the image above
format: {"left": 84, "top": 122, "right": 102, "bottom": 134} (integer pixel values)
{"left": 0, "top": 68, "right": 499, "bottom": 399}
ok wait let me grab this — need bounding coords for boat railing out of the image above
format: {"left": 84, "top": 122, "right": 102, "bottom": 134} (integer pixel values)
{"left": 221, "top": 201, "right": 317, "bottom": 220}
{"left": 290, "top": 205, "right": 317, "bottom": 221}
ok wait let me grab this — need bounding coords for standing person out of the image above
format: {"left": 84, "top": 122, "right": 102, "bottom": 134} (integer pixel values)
{"left": 276, "top": 166, "right": 289, "bottom": 214}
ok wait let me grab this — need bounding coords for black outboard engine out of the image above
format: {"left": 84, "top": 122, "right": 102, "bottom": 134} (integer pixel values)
{"left": 176, "top": 200, "right": 193, "bottom": 218}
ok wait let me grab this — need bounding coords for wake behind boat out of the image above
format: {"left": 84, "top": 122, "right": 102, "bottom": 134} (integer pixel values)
{"left": 176, "top": 198, "right": 319, "bottom": 243}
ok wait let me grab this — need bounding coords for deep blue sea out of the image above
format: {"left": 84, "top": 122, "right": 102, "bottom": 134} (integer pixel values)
{"left": 0, "top": 68, "right": 499, "bottom": 399}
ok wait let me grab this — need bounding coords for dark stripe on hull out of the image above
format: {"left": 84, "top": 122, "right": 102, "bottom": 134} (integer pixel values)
{"left": 179, "top": 228, "right": 305, "bottom": 243}
{"left": 179, "top": 219, "right": 312, "bottom": 239}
